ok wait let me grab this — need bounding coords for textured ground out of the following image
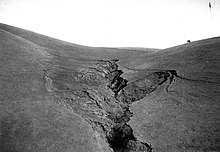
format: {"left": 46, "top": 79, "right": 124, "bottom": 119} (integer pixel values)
{"left": 0, "top": 23, "right": 220, "bottom": 152}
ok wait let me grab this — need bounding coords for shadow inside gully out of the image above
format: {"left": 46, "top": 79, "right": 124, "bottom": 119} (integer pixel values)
{"left": 48, "top": 59, "right": 184, "bottom": 152}
{"left": 100, "top": 60, "right": 176, "bottom": 152}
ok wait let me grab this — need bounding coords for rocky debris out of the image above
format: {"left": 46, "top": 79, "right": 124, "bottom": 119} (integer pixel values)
{"left": 47, "top": 59, "right": 181, "bottom": 152}
{"left": 92, "top": 59, "right": 128, "bottom": 93}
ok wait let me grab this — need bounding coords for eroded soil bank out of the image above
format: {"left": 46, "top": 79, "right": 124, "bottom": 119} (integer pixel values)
{"left": 45, "top": 59, "right": 187, "bottom": 152}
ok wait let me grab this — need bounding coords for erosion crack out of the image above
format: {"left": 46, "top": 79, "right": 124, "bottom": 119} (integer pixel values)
{"left": 48, "top": 59, "right": 183, "bottom": 152}
{"left": 92, "top": 60, "right": 154, "bottom": 152}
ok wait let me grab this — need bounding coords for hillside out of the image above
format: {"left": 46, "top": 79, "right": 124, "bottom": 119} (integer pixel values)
{"left": 0, "top": 23, "right": 157, "bottom": 63}
{"left": 0, "top": 23, "right": 220, "bottom": 152}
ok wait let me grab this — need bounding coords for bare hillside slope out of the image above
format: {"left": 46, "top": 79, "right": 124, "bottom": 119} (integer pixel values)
{"left": 123, "top": 37, "right": 220, "bottom": 152}
{"left": 0, "top": 23, "right": 220, "bottom": 152}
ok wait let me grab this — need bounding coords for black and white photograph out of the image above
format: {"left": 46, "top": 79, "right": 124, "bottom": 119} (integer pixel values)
{"left": 0, "top": 0, "right": 220, "bottom": 152}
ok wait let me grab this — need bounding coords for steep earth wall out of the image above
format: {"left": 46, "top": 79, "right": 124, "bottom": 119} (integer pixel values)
{"left": 45, "top": 59, "right": 184, "bottom": 152}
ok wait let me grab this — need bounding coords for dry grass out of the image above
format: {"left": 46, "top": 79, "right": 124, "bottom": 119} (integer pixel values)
{"left": 0, "top": 23, "right": 220, "bottom": 152}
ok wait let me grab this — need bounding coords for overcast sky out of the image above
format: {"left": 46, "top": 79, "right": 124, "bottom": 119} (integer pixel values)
{"left": 0, "top": 0, "right": 220, "bottom": 49}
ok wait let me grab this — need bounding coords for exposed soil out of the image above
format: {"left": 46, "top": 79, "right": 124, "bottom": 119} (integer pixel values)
{"left": 46, "top": 59, "right": 194, "bottom": 152}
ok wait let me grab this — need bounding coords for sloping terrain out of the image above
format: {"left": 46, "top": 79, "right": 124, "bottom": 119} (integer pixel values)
{"left": 0, "top": 29, "right": 107, "bottom": 152}
{"left": 0, "top": 23, "right": 157, "bottom": 65}
{"left": 0, "top": 23, "right": 220, "bottom": 152}
{"left": 124, "top": 38, "right": 220, "bottom": 151}
{"left": 0, "top": 24, "right": 155, "bottom": 152}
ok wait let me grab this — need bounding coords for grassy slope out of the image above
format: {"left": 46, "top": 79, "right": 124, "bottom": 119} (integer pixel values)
{"left": 126, "top": 38, "right": 220, "bottom": 151}
{"left": 0, "top": 23, "right": 220, "bottom": 152}
{"left": 0, "top": 29, "right": 106, "bottom": 152}
{"left": 0, "top": 23, "right": 153, "bottom": 152}
{"left": 0, "top": 23, "right": 154, "bottom": 64}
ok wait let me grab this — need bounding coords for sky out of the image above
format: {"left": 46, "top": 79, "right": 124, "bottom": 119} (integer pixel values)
{"left": 0, "top": 0, "right": 220, "bottom": 49}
